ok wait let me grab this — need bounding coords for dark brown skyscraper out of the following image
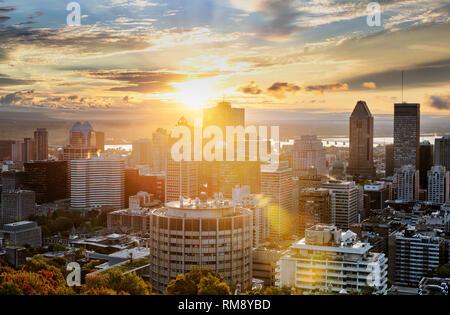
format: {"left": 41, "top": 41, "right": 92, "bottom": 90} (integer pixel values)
{"left": 419, "top": 141, "right": 433, "bottom": 190}
{"left": 348, "top": 101, "right": 375, "bottom": 178}
{"left": 393, "top": 103, "right": 420, "bottom": 170}
{"left": 385, "top": 144, "right": 394, "bottom": 177}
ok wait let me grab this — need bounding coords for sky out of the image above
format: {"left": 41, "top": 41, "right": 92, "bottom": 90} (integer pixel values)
{"left": 0, "top": 0, "right": 449, "bottom": 129}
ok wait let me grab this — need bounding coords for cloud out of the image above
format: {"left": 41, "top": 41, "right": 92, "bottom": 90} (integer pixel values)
{"left": 267, "top": 82, "right": 301, "bottom": 99}
{"left": 82, "top": 70, "right": 188, "bottom": 93}
{"left": 238, "top": 81, "right": 262, "bottom": 95}
{"left": 0, "top": 90, "right": 35, "bottom": 106}
{"left": 0, "top": 73, "right": 36, "bottom": 86}
{"left": 426, "top": 94, "right": 450, "bottom": 110}
{"left": 362, "top": 82, "right": 377, "bottom": 89}
{"left": 230, "top": 0, "right": 305, "bottom": 41}
{"left": 0, "top": 6, "right": 16, "bottom": 13}
{"left": 305, "top": 83, "right": 349, "bottom": 94}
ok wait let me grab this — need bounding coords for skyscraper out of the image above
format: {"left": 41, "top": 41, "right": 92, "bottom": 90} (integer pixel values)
{"left": 292, "top": 135, "right": 327, "bottom": 176}
{"left": 261, "top": 161, "right": 293, "bottom": 238}
{"left": 166, "top": 117, "right": 199, "bottom": 203}
{"left": 434, "top": 135, "right": 450, "bottom": 171}
{"left": 0, "top": 190, "right": 35, "bottom": 226}
{"left": 33, "top": 128, "right": 48, "bottom": 161}
{"left": 394, "top": 165, "right": 419, "bottom": 202}
{"left": 132, "top": 138, "right": 152, "bottom": 167}
{"left": 0, "top": 140, "right": 15, "bottom": 161}
{"left": 321, "top": 180, "right": 359, "bottom": 230}
{"left": 69, "top": 121, "right": 95, "bottom": 147}
{"left": 298, "top": 188, "right": 331, "bottom": 236}
{"left": 23, "top": 161, "right": 69, "bottom": 204}
{"left": 70, "top": 159, "right": 125, "bottom": 209}
{"left": 148, "top": 198, "right": 253, "bottom": 292}
{"left": 348, "top": 101, "right": 375, "bottom": 178}
{"left": 385, "top": 144, "right": 394, "bottom": 177}
{"left": 203, "top": 101, "right": 245, "bottom": 129}
{"left": 427, "top": 165, "right": 449, "bottom": 205}
{"left": 393, "top": 103, "right": 420, "bottom": 170}
{"left": 419, "top": 141, "right": 433, "bottom": 190}
{"left": 62, "top": 122, "right": 99, "bottom": 160}
{"left": 95, "top": 131, "right": 105, "bottom": 152}
{"left": 152, "top": 128, "right": 169, "bottom": 172}
{"left": 21, "top": 138, "right": 35, "bottom": 163}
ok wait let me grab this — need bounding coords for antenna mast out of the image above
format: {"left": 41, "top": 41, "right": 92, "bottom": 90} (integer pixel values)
{"left": 401, "top": 70, "right": 404, "bottom": 103}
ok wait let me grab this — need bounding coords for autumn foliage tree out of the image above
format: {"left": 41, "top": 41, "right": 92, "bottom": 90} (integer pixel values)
{"left": 166, "top": 266, "right": 231, "bottom": 295}
{"left": 81, "top": 268, "right": 152, "bottom": 295}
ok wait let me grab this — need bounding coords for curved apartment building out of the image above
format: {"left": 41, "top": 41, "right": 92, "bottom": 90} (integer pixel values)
{"left": 149, "top": 197, "right": 253, "bottom": 292}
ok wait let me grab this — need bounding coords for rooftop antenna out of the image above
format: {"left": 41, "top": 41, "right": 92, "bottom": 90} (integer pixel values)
{"left": 401, "top": 70, "right": 404, "bottom": 103}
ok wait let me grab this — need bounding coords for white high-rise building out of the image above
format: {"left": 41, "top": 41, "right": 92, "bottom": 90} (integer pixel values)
{"left": 233, "top": 185, "right": 267, "bottom": 246}
{"left": 292, "top": 135, "right": 327, "bottom": 176}
{"left": 428, "top": 165, "right": 449, "bottom": 205}
{"left": 321, "top": 180, "right": 359, "bottom": 229}
{"left": 261, "top": 161, "right": 293, "bottom": 238}
{"left": 394, "top": 164, "right": 419, "bottom": 202}
{"left": 165, "top": 154, "right": 199, "bottom": 203}
{"left": 152, "top": 128, "right": 169, "bottom": 172}
{"left": 70, "top": 159, "right": 125, "bottom": 209}
{"left": 275, "top": 224, "right": 388, "bottom": 294}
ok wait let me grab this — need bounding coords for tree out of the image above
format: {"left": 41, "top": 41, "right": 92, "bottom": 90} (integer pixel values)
{"left": 198, "top": 274, "right": 231, "bottom": 295}
{"left": 263, "top": 286, "right": 291, "bottom": 295}
{"left": 81, "top": 268, "right": 152, "bottom": 295}
{"left": 166, "top": 266, "right": 231, "bottom": 295}
{"left": 435, "top": 263, "right": 450, "bottom": 278}
{"left": 166, "top": 274, "right": 197, "bottom": 295}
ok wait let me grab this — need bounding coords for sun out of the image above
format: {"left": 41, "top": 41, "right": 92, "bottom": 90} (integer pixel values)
{"left": 171, "top": 79, "right": 215, "bottom": 110}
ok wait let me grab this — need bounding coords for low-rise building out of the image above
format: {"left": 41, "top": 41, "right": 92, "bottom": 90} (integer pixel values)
{"left": 275, "top": 224, "right": 388, "bottom": 294}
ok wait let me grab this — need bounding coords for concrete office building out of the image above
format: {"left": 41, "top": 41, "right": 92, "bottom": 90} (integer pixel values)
{"left": 152, "top": 128, "right": 169, "bottom": 172}
{"left": 70, "top": 159, "right": 125, "bottom": 209}
{"left": 276, "top": 224, "right": 388, "bottom": 294}
{"left": 348, "top": 101, "right": 375, "bottom": 178}
{"left": 394, "top": 165, "right": 419, "bottom": 202}
{"left": 388, "top": 229, "right": 444, "bottom": 287}
{"left": 34, "top": 128, "right": 48, "bottom": 161}
{"left": 23, "top": 161, "right": 69, "bottom": 204}
{"left": 0, "top": 221, "right": 42, "bottom": 248}
{"left": 132, "top": 138, "right": 152, "bottom": 167}
{"left": 148, "top": 197, "right": 253, "bottom": 292}
{"left": 292, "top": 135, "right": 327, "bottom": 176}
{"left": 321, "top": 180, "right": 359, "bottom": 230}
{"left": 0, "top": 140, "right": 16, "bottom": 161}
{"left": 261, "top": 161, "right": 293, "bottom": 238}
{"left": 393, "top": 103, "right": 420, "bottom": 170}
{"left": 434, "top": 135, "right": 450, "bottom": 171}
{"left": 427, "top": 165, "right": 449, "bottom": 205}
{"left": 0, "top": 190, "right": 35, "bottom": 226}
{"left": 298, "top": 188, "right": 331, "bottom": 236}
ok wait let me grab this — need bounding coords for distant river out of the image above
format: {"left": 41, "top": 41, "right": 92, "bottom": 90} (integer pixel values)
{"left": 107, "top": 135, "right": 443, "bottom": 151}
